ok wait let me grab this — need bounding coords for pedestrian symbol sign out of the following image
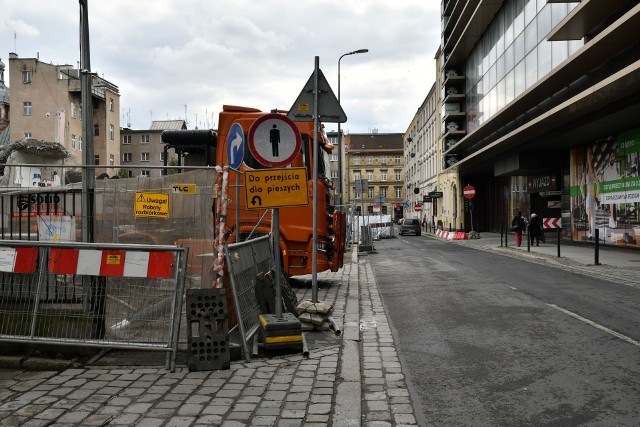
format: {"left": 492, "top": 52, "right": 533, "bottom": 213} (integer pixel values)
{"left": 248, "top": 114, "right": 301, "bottom": 168}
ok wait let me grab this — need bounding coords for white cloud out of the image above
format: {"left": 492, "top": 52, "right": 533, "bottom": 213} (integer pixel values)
{"left": 0, "top": 0, "right": 441, "bottom": 133}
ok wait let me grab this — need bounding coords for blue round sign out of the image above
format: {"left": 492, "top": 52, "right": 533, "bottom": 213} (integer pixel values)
{"left": 227, "top": 122, "right": 245, "bottom": 169}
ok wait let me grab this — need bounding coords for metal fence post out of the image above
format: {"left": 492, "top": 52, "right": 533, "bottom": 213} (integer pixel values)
{"left": 595, "top": 228, "right": 600, "bottom": 265}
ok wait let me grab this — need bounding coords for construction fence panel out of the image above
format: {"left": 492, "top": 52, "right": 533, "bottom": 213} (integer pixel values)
{"left": 0, "top": 165, "right": 217, "bottom": 289}
{"left": 0, "top": 240, "right": 188, "bottom": 371}
{"left": 225, "top": 235, "right": 274, "bottom": 361}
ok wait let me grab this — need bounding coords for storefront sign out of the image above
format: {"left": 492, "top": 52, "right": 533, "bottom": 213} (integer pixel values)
{"left": 527, "top": 175, "right": 557, "bottom": 192}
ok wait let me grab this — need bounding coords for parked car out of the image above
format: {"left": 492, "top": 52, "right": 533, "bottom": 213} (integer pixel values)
{"left": 399, "top": 218, "right": 421, "bottom": 236}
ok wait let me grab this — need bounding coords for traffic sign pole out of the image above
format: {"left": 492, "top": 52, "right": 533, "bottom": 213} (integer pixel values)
{"left": 312, "top": 56, "right": 319, "bottom": 304}
{"left": 463, "top": 185, "right": 476, "bottom": 231}
{"left": 248, "top": 114, "right": 302, "bottom": 318}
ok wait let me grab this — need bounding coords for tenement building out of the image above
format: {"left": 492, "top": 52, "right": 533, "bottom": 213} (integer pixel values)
{"left": 439, "top": 1, "right": 640, "bottom": 246}
{"left": 345, "top": 132, "right": 405, "bottom": 221}
{"left": 8, "top": 53, "right": 120, "bottom": 177}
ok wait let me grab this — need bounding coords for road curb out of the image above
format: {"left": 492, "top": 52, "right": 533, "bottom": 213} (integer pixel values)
{"left": 0, "top": 355, "right": 83, "bottom": 371}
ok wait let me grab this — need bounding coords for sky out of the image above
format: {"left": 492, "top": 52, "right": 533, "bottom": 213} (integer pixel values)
{"left": 0, "top": 0, "right": 441, "bottom": 134}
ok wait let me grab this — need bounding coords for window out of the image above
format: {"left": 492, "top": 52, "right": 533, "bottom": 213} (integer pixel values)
{"left": 122, "top": 135, "right": 131, "bottom": 144}
{"left": 109, "top": 154, "right": 114, "bottom": 166}
{"left": 71, "top": 103, "right": 76, "bottom": 118}
{"left": 395, "top": 187, "right": 402, "bottom": 198}
{"left": 381, "top": 187, "right": 388, "bottom": 197}
{"left": 381, "top": 155, "right": 387, "bottom": 164}
{"left": 367, "top": 188, "right": 374, "bottom": 198}
{"left": 160, "top": 152, "right": 165, "bottom": 162}
{"left": 123, "top": 153, "right": 132, "bottom": 162}
{"left": 141, "top": 170, "right": 150, "bottom": 177}
{"left": 141, "top": 152, "right": 150, "bottom": 162}
{"left": 381, "top": 171, "right": 387, "bottom": 181}
{"left": 71, "top": 134, "right": 77, "bottom": 150}
{"left": 94, "top": 124, "right": 99, "bottom": 136}
{"left": 395, "top": 155, "right": 401, "bottom": 164}
{"left": 395, "top": 170, "right": 401, "bottom": 181}
{"left": 22, "top": 71, "right": 31, "bottom": 84}
{"left": 366, "top": 171, "right": 373, "bottom": 181}
{"left": 330, "top": 170, "right": 338, "bottom": 178}
{"left": 24, "top": 132, "right": 32, "bottom": 138}
{"left": 367, "top": 155, "right": 373, "bottom": 165}
{"left": 354, "top": 171, "right": 361, "bottom": 181}
{"left": 354, "top": 156, "right": 361, "bottom": 165}
{"left": 109, "top": 124, "right": 114, "bottom": 141}
{"left": 329, "top": 154, "right": 338, "bottom": 162}
{"left": 94, "top": 155, "right": 100, "bottom": 165}
{"left": 141, "top": 134, "right": 150, "bottom": 143}
{"left": 79, "top": 137, "right": 82, "bottom": 151}
{"left": 109, "top": 98, "right": 114, "bottom": 112}
{"left": 23, "top": 102, "right": 32, "bottom": 116}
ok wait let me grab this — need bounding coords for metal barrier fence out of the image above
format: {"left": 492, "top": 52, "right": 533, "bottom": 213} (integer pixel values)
{"left": 0, "top": 240, "right": 188, "bottom": 371}
{"left": 225, "top": 235, "right": 274, "bottom": 361}
{"left": 0, "top": 164, "right": 216, "bottom": 288}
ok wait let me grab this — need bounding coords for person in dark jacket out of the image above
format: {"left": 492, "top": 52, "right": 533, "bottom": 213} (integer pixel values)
{"left": 511, "top": 211, "right": 526, "bottom": 247}
{"left": 529, "top": 212, "right": 543, "bottom": 246}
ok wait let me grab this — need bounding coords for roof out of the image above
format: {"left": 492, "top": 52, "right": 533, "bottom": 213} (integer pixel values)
{"left": 347, "top": 133, "right": 404, "bottom": 152}
{"left": 149, "top": 120, "right": 187, "bottom": 131}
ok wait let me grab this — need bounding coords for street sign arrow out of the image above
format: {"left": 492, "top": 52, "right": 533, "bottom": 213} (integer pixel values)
{"left": 227, "top": 122, "right": 245, "bottom": 169}
{"left": 543, "top": 217, "right": 561, "bottom": 229}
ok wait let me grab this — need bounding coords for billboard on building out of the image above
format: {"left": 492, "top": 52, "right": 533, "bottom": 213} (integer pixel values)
{"left": 570, "top": 127, "right": 640, "bottom": 246}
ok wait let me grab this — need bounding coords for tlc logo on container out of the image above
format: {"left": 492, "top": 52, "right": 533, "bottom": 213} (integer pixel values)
{"left": 172, "top": 184, "right": 196, "bottom": 194}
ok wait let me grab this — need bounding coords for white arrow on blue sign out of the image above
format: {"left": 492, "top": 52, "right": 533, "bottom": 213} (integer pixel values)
{"left": 227, "top": 122, "right": 245, "bottom": 169}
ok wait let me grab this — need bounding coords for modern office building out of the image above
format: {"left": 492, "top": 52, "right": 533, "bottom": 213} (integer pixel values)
{"left": 7, "top": 53, "right": 120, "bottom": 177}
{"left": 345, "top": 132, "right": 405, "bottom": 220}
{"left": 438, "top": 1, "right": 640, "bottom": 246}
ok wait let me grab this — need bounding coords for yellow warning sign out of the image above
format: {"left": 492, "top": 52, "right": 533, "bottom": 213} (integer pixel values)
{"left": 134, "top": 192, "right": 169, "bottom": 218}
{"left": 245, "top": 167, "right": 309, "bottom": 209}
{"left": 172, "top": 184, "right": 196, "bottom": 194}
{"left": 106, "top": 255, "right": 121, "bottom": 265}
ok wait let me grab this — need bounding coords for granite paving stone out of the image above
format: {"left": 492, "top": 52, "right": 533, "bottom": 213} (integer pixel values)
{"left": 0, "top": 250, "right": 424, "bottom": 426}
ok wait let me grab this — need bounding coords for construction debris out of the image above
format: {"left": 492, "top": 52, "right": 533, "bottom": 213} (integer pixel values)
{"left": 296, "top": 300, "right": 334, "bottom": 331}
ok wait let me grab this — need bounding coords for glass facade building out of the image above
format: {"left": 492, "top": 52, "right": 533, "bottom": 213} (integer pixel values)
{"left": 464, "top": 0, "right": 581, "bottom": 132}
{"left": 436, "top": 0, "right": 640, "bottom": 245}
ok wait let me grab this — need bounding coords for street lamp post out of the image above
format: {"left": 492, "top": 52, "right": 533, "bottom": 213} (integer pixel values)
{"left": 338, "top": 49, "right": 368, "bottom": 208}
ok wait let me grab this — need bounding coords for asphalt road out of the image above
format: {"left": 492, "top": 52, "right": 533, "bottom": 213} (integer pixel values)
{"left": 369, "top": 235, "right": 640, "bottom": 427}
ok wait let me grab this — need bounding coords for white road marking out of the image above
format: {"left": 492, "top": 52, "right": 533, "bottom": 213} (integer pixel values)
{"left": 548, "top": 304, "right": 640, "bottom": 347}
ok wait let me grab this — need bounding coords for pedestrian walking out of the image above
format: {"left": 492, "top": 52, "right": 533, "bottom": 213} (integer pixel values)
{"left": 511, "top": 211, "right": 526, "bottom": 247}
{"left": 529, "top": 212, "right": 543, "bottom": 246}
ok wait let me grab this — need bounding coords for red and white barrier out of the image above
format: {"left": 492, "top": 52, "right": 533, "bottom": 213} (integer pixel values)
{"left": 0, "top": 247, "right": 39, "bottom": 273}
{"left": 49, "top": 248, "right": 174, "bottom": 278}
{"left": 435, "top": 230, "right": 468, "bottom": 240}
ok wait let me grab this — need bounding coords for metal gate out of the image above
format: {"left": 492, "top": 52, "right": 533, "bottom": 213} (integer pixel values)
{"left": 0, "top": 240, "right": 188, "bottom": 371}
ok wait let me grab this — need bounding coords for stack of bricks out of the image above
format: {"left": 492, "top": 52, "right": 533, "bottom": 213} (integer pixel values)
{"left": 296, "top": 300, "right": 334, "bottom": 331}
